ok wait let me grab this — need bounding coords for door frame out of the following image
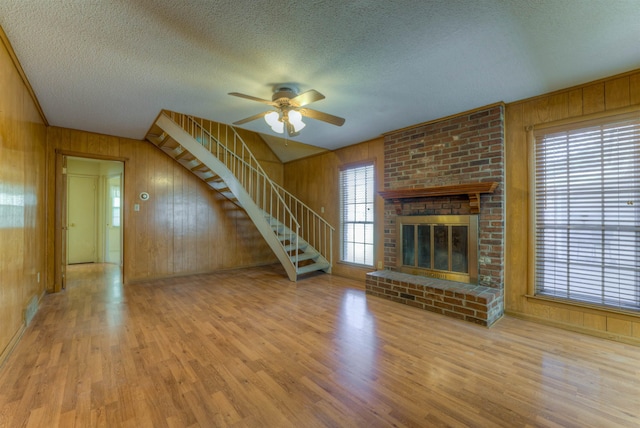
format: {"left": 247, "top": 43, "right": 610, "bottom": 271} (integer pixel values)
{"left": 54, "top": 150, "right": 127, "bottom": 292}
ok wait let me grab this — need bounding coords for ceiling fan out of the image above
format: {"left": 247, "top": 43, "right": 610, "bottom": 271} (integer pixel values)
{"left": 228, "top": 85, "right": 345, "bottom": 137}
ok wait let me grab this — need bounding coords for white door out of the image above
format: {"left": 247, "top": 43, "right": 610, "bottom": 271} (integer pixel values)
{"left": 106, "top": 175, "right": 122, "bottom": 264}
{"left": 67, "top": 175, "right": 98, "bottom": 264}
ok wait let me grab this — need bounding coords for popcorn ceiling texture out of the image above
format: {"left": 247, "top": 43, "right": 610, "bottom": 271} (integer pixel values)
{"left": 0, "top": 1, "right": 639, "bottom": 154}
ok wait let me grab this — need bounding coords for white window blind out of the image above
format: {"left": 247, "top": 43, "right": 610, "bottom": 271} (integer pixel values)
{"left": 534, "top": 112, "right": 640, "bottom": 310}
{"left": 340, "top": 164, "right": 374, "bottom": 266}
{"left": 110, "top": 183, "right": 121, "bottom": 227}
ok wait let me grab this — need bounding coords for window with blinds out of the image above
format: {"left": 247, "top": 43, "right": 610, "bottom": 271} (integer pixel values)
{"left": 340, "top": 163, "right": 375, "bottom": 266}
{"left": 110, "top": 182, "right": 121, "bottom": 227}
{"left": 534, "top": 112, "right": 640, "bottom": 311}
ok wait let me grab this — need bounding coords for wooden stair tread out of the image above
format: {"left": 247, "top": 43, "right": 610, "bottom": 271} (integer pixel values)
{"left": 284, "top": 243, "right": 308, "bottom": 252}
{"left": 277, "top": 233, "right": 296, "bottom": 242}
{"left": 147, "top": 112, "right": 333, "bottom": 281}
{"left": 297, "top": 261, "right": 330, "bottom": 275}
{"left": 291, "top": 251, "right": 319, "bottom": 262}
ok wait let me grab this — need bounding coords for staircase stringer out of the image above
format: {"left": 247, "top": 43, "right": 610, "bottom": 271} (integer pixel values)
{"left": 155, "top": 114, "right": 298, "bottom": 281}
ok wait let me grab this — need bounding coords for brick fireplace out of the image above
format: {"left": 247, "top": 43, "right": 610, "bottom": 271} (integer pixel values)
{"left": 366, "top": 104, "right": 505, "bottom": 326}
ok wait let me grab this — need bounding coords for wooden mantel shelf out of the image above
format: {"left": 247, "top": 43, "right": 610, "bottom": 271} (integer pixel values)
{"left": 379, "top": 182, "right": 498, "bottom": 214}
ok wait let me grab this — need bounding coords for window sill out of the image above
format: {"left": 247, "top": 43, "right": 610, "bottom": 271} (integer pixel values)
{"left": 337, "top": 261, "right": 375, "bottom": 270}
{"left": 525, "top": 294, "right": 640, "bottom": 320}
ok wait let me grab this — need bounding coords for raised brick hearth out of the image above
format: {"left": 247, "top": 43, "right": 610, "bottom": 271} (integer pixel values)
{"left": 367, "top": 104, "right": 505, "bottom": 326}
{"left": 366, "top": 270, "right": 503, "bottom": 326}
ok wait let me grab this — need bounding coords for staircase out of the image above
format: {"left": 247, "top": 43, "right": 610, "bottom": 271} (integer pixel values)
{"left": 145, "top": 110, "right": 334, "bottom": 281}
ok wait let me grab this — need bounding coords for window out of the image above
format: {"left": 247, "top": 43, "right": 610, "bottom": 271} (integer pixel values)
{"left": 340, "top": 163, "right": 375, "bottom": 266}
{"left": 534, "top": 112, "right": 640, "bottom": 311}
{"left": 110, "top": 183, "right": 121, "bottom": 227}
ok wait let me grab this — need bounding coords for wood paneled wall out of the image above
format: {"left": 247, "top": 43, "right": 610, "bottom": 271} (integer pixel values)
{"left": 3, "top": 15, "right": 639, "bottom": 353}
{"left": 45, "top": 127, "right": 281, "bottom": 287}
{"left": 504, "top": 69, "right": 640, "bottom": 343}
{"left": 285, "top": 69, "right": 640, "bottom": 343}
{"left": 0, "top": 33, "right": 47, "bottom": 363}
{"left": 283, "top": 138, "right": 385, "bottom": 282}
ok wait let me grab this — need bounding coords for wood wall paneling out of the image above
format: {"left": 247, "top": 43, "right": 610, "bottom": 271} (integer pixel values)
{"left": 632, "top": 322, "right": 640, "bottom": 339}
{"left": 0, "top": 34, "right": 47, "bottom": 363}
{"left": 503, "top": 102, "right": 527, "bottom": 313}
{"left": 567, "top": 88, "right": 583, "bottom": 117}
{"left": 582, "top": 83, "right": 606, "bottom": 115}
{"left": 505, "top": 70, "right": 640, "bottom": 342}
{"left": 23, "top": 98, "right": 47, "bottom": 304}
{"left": 631, "top": 73, "right": 640, "bottom": 105}
{"left": 605, "top": 76, "right": 630, "bottom": 110}
{"left": 283, "top": 138, "right": 385, "bottom": 282}
{"left": 46, "top": 127, "right": 279, "bottom": 285}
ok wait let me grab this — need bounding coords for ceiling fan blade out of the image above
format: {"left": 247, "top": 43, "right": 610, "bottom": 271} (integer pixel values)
{"left": 233, "top": 111, "right": 270, "bottom": 125}
{"left": 228, "top": 92, "right": 276, "bottom": 106}
{"left": 291, "top": 89, "right": 325, "bottom": 107}
{"left": 300, "top": 108, "right": 345, "bottom": 126}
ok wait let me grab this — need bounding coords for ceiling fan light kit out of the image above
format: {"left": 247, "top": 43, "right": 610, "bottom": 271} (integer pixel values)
{"left": 286, "top": 110, "right": 306, "bottom": 132}
{"left": 264, "top": 111, "right": 284, "bottom": 133}
{"left": 229, "top": 85, "right": 345, "bottom": 137}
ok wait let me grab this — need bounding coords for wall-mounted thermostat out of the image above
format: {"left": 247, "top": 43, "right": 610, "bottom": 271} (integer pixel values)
{"left": 139, "top": 192, "right": 150, "bottom": 201}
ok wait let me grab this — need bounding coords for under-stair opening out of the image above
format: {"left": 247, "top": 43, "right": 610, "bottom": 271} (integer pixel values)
{"left": 145, "top": 110, "right": 334, "bottom": 281}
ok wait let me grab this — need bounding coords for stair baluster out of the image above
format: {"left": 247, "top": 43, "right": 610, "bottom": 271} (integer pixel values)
{"left": 145, "top": 110, "right": 334, "bottom": 281}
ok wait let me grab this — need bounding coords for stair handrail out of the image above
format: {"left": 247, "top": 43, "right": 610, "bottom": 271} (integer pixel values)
{"left": 270, "top": 181, "right": 334, "bottom": 267}
{"left": 163, "top": 110, "right": 333, "bottom": 271}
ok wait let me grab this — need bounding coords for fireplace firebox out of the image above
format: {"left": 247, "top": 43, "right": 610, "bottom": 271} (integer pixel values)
{"left": 396, "top": 215, "right": 478, "bottom": 284}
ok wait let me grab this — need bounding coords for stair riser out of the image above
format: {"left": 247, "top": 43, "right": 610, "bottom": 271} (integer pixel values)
{"left": 147, "top": 112, "right": 332, "bottom": 280}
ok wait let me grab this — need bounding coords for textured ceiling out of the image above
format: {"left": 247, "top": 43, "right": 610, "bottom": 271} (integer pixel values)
{"left": 1, "top": 1, "right": 640, "bottom": 159}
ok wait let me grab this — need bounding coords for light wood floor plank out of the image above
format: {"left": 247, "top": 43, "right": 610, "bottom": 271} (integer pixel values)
{"left": 1, "top": 263, "right": 640, "bottom": 427}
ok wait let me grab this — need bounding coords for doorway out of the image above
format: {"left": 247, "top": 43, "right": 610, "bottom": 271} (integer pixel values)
{"left": 67, "top": 174, "right": 98, "bottom": 264}
{"left": 60, "top": 156, "right": 124, "bottom": 289}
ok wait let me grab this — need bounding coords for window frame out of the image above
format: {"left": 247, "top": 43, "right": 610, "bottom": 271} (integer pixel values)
{"left": 339, "top": 161, "right": 376, "bottom": 267}
{"left": 529, "top": 109, "right": 640, "bottom": 313}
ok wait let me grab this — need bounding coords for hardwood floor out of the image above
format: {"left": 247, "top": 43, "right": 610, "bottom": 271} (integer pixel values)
{"left": 1, "top": 264, "right": 640, "bottom": 427}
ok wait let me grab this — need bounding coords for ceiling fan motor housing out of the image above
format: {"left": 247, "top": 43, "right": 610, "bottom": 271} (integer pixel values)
{"left": 272, "top": 85, "right": 299, "bottom": 105}
{"left": 230, "top": 84, "right": 344, "bottom": 128}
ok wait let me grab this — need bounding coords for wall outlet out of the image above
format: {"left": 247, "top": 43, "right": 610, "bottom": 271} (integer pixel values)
{"left": 37, "top": 272, "right": 40, "bottom": 283}
{"left": 377, "top": 261, "right": 384, "bottom": 269}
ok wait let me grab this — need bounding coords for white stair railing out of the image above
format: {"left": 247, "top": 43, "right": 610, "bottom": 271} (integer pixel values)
{"left": 272, "top": 182, "right": 333, "bottom": 268}
{"left": 164, "top": 110, "right": 334, "bottom": 272}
